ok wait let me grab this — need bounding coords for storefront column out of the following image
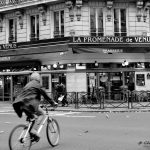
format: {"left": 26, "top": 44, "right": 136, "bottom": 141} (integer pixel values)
{"left": 10, "top": 76, "right": 13, "bottom": 103}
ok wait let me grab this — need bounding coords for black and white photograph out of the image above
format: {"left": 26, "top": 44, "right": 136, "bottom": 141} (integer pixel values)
{"left": 1, "top": 0, "right": 150, "bottom": 150}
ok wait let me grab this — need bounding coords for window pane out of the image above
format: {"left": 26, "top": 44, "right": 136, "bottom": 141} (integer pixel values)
{"left": 30, "top": 15, "right": 39, "bottom": 40}
{"left": 114, "top": 9, "right": 120, "bottom": 36}
{"left": 120, "top": 9, "right": 126, "bottom": 36}
{"left": 54, "top": 11, "right": 59, "bottom": 33}
{"left": 14, "top": 19, "right": 17, "bottom": 40}
{"left": 61, "top": 10, "right": 64, "bottom": 37}
{"left": 42, "top": 76, "right": 49, "bottom": 90}
{"left": 9, "top": 19, "right": 13, "bottom": 36}
{"left": 90, "top": 8, "right": 96, "bottom": 36}
{"left": 36, "top": 15, "right": 39, "bottom": 38}
{"left": 97, "top": 8, "right": 103, "bottom": 36}
{"left": 31, "top": 16, "right": 35, "bottom": 35}
{"left": 9, "top": 19, "right": 17, "bottom": 42}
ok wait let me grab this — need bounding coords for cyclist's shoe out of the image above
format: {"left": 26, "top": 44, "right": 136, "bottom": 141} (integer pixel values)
{"left": 30, "top": 130, "right": 40, "bottom": 142}
{"left": 30, "top": 133, "right": 40, "bottom": 142}
{"left": 52, "top": 102, "right": 58, "bottom": 108}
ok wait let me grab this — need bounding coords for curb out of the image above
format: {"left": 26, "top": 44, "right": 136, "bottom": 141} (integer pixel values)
{"left": 1, "top": 102, "right": 150, "bottom": 113}
{"left": 1, "top": 109, "right": 150, "bottom": 113}
{"left": 48, "top": 108, "right": 150, "bottom": 113}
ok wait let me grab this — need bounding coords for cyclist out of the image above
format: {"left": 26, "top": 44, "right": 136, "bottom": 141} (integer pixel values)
{"left": 13, "top": 72, "right": 58, "bottom": 140}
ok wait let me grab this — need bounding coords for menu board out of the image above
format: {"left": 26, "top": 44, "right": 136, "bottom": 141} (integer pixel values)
{"left": 136, "top": 74, "right": 145, "bottom": 86}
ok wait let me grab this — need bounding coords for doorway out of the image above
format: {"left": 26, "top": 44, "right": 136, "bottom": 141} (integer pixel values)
{"left": 51, "top": 73, "right": 66, "bottom": 92}
{"left": 0, "top": 76, "right": 11, "bottom": 101}
{"left": 13, "top": 75, "right": 28, "bottom": 100}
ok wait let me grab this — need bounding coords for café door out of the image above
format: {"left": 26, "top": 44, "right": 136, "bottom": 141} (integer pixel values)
{"left": 0, "top": 76, "right": 11, "bottom": 101}
{"left": 88, "top": 72, "right": 123, "bottom": 100}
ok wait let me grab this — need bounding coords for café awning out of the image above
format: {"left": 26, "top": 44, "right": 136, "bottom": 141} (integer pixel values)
{"left": 0, "top": 60, "right": 41, "bottom": 70}
{"left": 0, "top": 43, "right": 69, "bottom": 57}
{"left": 72, "top": 46, "right": 150, "bottom": 54}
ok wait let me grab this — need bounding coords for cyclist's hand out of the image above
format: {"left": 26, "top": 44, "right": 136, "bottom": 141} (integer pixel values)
{"left": 51, "top": 102, "right": 57, "bottom": 108}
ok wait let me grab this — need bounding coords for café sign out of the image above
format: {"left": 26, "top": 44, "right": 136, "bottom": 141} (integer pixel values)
{"left": 72, "top": 36, "right": 150, "bottom": 43}
{"left": 0, "top": 43, "right": 17, "bottom": 50}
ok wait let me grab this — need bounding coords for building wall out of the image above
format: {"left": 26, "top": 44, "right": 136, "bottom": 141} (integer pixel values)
{"left": 135, "top": 72, "right": 150, "bottom": 91}
{"left": 0, "top": 1, "right": 149, "bottom": 44}
{"left": 67, "top": 73, "right": 87, "bottom": 92}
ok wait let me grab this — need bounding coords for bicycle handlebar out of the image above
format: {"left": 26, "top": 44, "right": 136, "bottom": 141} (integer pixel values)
{"left": 40, "top": 103, "right": 57, "bottom": 112}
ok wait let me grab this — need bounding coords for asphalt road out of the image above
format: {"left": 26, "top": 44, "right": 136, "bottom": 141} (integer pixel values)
{"left": 0, "top": 111, "right": 150, "bottom": 150}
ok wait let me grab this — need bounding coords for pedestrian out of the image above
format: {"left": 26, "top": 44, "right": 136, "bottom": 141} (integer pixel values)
{"left": 12, "top": 72, "right": 58, "bottom": 140}
{"left": 55, "top": 82, "right": 68, "bottom": 106}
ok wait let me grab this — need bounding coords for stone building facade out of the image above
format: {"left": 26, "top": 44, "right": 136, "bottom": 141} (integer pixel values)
{"left": 0, "top": 0, "right": 150, "bottom": 101}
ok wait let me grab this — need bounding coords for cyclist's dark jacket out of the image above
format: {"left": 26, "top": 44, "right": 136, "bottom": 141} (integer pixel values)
{"left": 13, "top": 80, "right": 53, "bottom": 118}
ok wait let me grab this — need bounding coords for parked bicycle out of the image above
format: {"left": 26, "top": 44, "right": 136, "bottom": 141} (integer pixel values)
{"left": 8, "top": 103, "right": 60, "bottom": 150}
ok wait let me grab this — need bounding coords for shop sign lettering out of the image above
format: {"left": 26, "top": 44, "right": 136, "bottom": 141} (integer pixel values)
{"left": 103, "top": 49, "right": 123, "bottom": 53}
{"left": 72, "top": 36, "right": 150, "bottom": 43}
{"left": 0, "top": 43, "right": 17, "bottom": 50}
{"left": 0, "top": 57, "right": 10, "bottom": 61}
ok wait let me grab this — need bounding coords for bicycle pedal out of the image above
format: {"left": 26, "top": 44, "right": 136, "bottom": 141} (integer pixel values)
{"left": 31, "top": 137, "right": 40, "bottom": 143}
{"left": 30, "top": 133, "right": 40, "bottom": 142}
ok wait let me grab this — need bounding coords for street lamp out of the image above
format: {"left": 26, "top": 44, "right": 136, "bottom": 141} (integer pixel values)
{"left": 122, "top": 60, "right": 129, "bottom": 67}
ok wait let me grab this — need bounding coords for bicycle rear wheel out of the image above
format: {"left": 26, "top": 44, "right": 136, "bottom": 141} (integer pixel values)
{"left": 46, "top": 118, "right": 60, "bottom": 147}
{"left": 9, "top": 124, "right": 31, "bottom": 150}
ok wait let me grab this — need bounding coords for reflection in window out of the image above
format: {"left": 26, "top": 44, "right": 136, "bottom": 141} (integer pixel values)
{"left": 9, "top": 19, "right": 17, "bottom": 43}
{"left": 42, "top": 76, "right": 49, "bottom": 89}
{"left": 30, "top": 15, "right": 39, "bottom": 40}
{"left": 54, "top": 10, "right": 64, "bottom": 37}
{"left": 114, "top": 9, "right": 126, "bottom": 36}
{"left": 90, "top": 8, "right": 103, "bottom": 36}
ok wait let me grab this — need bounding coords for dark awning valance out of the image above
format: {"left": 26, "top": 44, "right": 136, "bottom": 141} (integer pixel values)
{"left": 0, "top": 60, "right": 41, "bottom": 69}
{"left": 0, "top": 43, "right": 68, "bottom": 57}
{"left": 72, "top": 47, "right": 150, "bottom": 54}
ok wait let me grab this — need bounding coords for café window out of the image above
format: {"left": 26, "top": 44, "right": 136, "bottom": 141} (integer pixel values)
{"left": 114, "top": 9, "right": 126, "bottom": 36}
{"left": 30, "top": 15, "right": 39, "bottom": 41}
{"left": 136, "top": 74, "right": 145, "bottom": 86}
{"left": 54, "top": 10, "right": 64, "bottom": 38}
{"left": 9, "top": 19, "right": 17, "bottom": 43}
{"left": 42, "top": 76, "right": 49, "bottom": 90}
{"left": 90, "top": 8, "right": 104, "bottom": 36}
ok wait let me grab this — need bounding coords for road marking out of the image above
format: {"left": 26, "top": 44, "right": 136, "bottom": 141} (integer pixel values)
{"left": 49, "top": 112, "right": 81, "bottom": 116}
{"left": 0, "top": 131, "right": 4, "bottom": 134}
{"left": 0, "top": 112, "right": 15, "bottom": 115}
{"left": 0, "top": 111, "right": 81, "bottom": 117}
{"left": 65, "top": 115, "right": 96, "bottom": 118}
{"left": 0, "top": 110, "right": 95, "bottom": 118}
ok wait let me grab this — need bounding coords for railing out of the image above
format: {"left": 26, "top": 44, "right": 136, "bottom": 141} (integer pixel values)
{"left": 5, "top": 90, "right": 150, "bottom": 109}
{"left": 8, "top": 35, "right": 17, "bottom": 43}
{"left": 54, "top": 30, "right": 64, "bottom": 38}
{"left": 90, "top": 28, "right": 104, "bottom": 36}
{"left": 130, "top": 90, "right": 150, "bottom": 108}
{"left": 30, "top": 33, "right": 39, "bottom": 41}
{"left": 114, "top": 28, "right": 127, "bottom": 36}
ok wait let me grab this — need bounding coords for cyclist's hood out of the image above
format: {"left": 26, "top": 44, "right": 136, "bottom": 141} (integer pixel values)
{"left": 30, "top": 72, "right": 40, "bottom": 82}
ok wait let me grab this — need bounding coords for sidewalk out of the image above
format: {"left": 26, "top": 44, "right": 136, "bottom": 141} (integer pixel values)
{"left": 1, "top": 101, "right": 150, "bottom": 113}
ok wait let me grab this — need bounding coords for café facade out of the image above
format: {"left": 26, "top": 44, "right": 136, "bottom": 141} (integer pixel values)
{"left": 0, "top": 35, "right": 150, "bottom": 102}
{"left": 0, "top": 0, "right": 150, "bottom": 102}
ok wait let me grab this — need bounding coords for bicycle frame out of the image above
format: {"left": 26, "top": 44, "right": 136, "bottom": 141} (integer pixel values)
{"left": 37, "top": 115, "right": 48, "bottom": 134}
{"left": 20, "top": 103, "right": 55, "bottom": 144}
{"left": 21, "top": 122, "right": 32, "bottom": 142}
{"left": 22, "top": 107, "right": 50, "bottom": 141}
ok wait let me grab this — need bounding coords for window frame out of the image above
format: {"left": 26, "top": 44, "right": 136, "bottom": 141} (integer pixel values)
{"left": 29, "top": 14, "right": 39, "bottom": 41}
{"left": 53, "top": 10, "right": 64, "bottom": 38}
{"left": 90, "top": 7, "right": 104, "bottom": 36}
{"left": 114, "top": 8, "right": 127, "bottom": 36}
{"left": 8, "top": 18, "right": 17, "bottom": 43}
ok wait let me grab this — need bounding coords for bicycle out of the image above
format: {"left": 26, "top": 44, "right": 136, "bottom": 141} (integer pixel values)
{"left": 8, "top": 103, "right": 60, "bottom": 150}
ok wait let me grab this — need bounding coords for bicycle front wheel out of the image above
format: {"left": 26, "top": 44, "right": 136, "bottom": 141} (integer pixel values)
{"left": 46, "top": 118, "right": 60, "bottom": 147}
{"left": 9, "top": 124, "right": 31, "bottom": 150}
